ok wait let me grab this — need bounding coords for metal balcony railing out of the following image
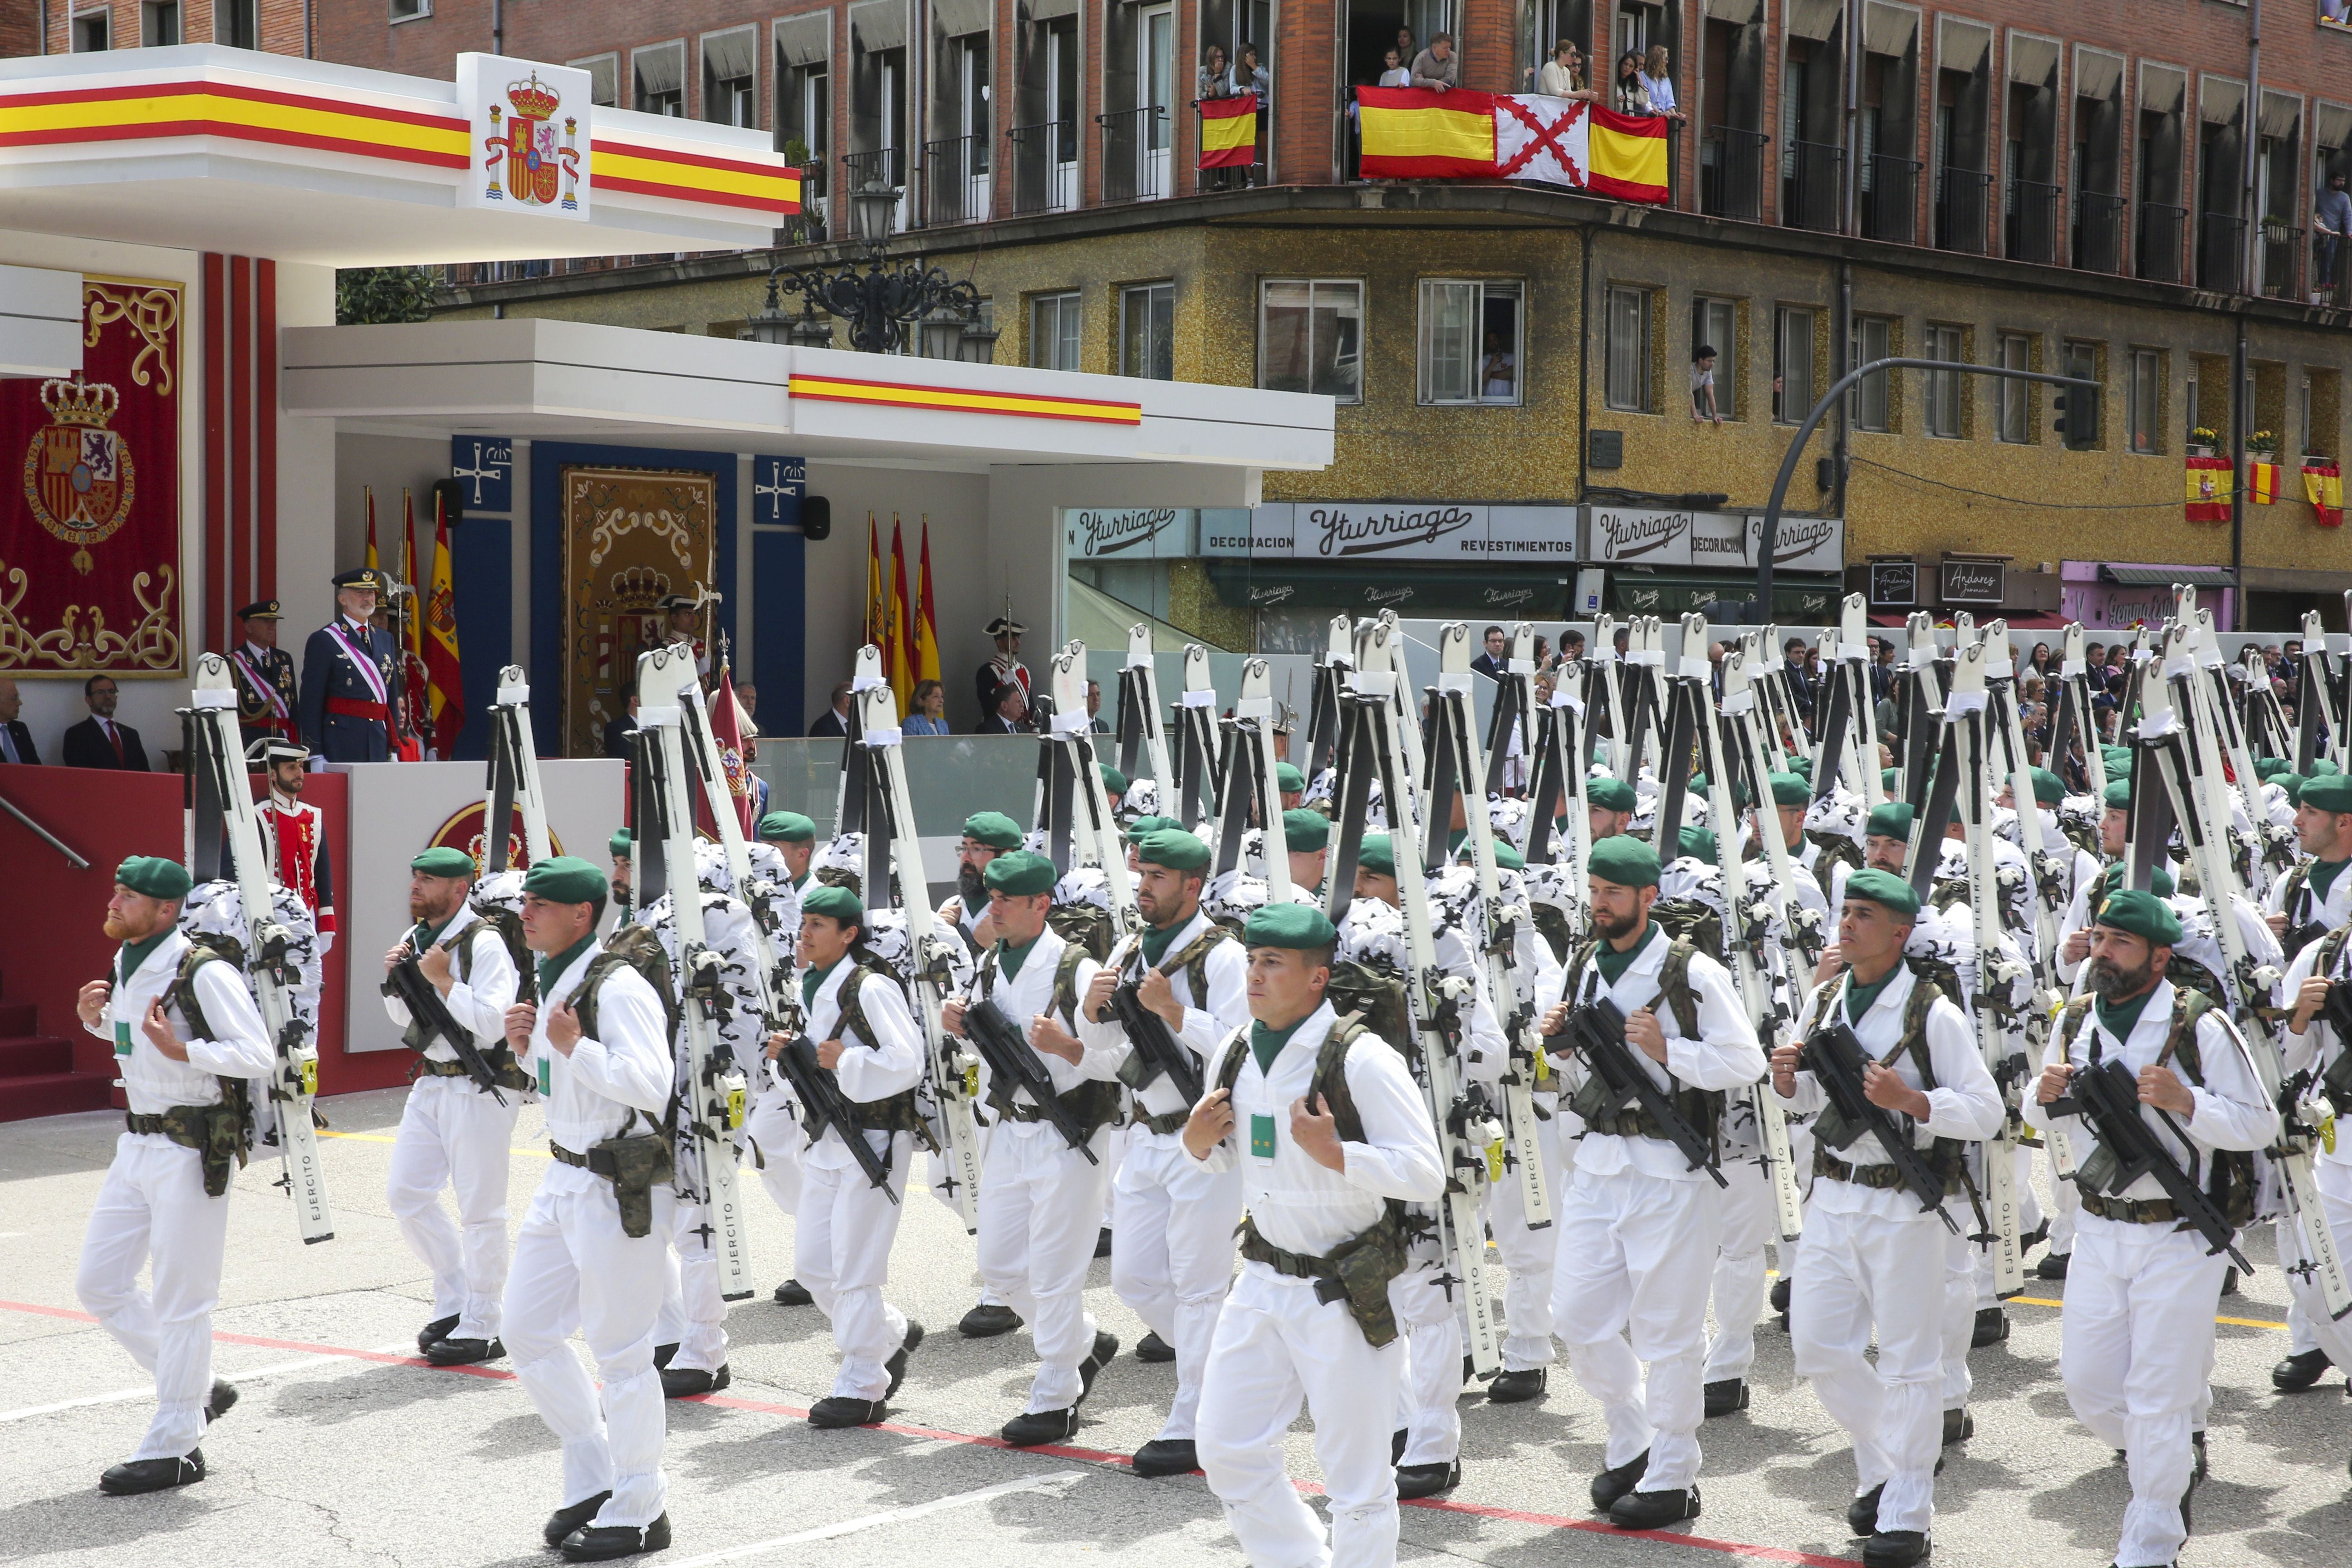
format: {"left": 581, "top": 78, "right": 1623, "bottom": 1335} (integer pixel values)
{"left": 1781, "top": 139, "right": 1844, "bottom": 231}
{"left": 839, "top": 147, "right": 908, "bottom": 232}
{"left": 1096, "top": 105, "right": 1171, "bottom": 203}
{"left": 2006, "top": 177, "right": 2061, "bottom": 265}
{"left": 1007, "top": 120, "right": 1079, "bottom": 214}
{"left": 1935, "top": 166, "right": 1992, "bottom": 255}
{"left": 2137, "top": 201, "right": 2185, "bottom": 283}
{"left": 2198, "top": 211, "right": 2246, "bottom": 293}
{"left": 1861, "top": 154, "right": 1920, "bottom": 244}
{"left": 921, "top": 134, "right": 991, "bottom": 227}
{"left": 2074, "top": 190, "right": 2127, "bottom": 274}
{"left": 1701, "top": 126, "right": 1769, "bottom": 221}
{"left": 2260, "top": 221, "right": 2302, "bottom": 299}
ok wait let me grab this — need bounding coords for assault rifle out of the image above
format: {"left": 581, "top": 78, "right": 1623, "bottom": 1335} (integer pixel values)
{"left": 1107, "top": 962, "right": 1205, "bottom": 1105}
{"left": 1544, "top": 995, "right": 1728, "bottom": 1188}
{"left": 765, "top": 1000, "right": 901, "bottom": 1202}
{"left": 963, "top": 996, "right": 1103, "bottom": 1164}
{"left": 1801, "top": 1020, "right": 1962, "bottom": 1233}
{"left": 2047, "top": 1057, "right": 2253, "bottom": 1270}
{"left": 382, "top": 953, "right": 509, "bottom": 1104}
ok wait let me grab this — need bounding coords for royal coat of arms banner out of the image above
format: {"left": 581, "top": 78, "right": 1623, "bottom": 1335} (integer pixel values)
{"left": 560, "top": 465, "right": 716, "bottom": 757}
{"left": 0, "top": 276, "right": 182, "bottom": 674}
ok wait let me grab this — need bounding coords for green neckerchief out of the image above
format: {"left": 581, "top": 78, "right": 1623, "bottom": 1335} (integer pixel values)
{"left": 2095, "top": 986, "right": 2160, "bottom": 1046}
{"left": 1251, "top": 1014, "right": 1309, "bottom": 1076}
{"left": 1447, "top": 827, "right": 1469, "bottom": 854}
{"left": 537, "top": 931, "right": 600, "bottom": 1001}
{"left": 1842, "top": 964, "right": 1899, "bottom": 1022}
{"left": 412, "top": 912, "right": 455, "bottom": 952}
{"left": 1593, "top": 921, "right": 1660, "bottom": 986}
{"left": 801, "top": 958, "right": 841, "bottom": 1010}
{"left": 118, "top": 930, "right": 173, "bottom": 987}
{"left": 996, "top": 933, "right": 1041, "bottom": 983}
{"left": 2312, "top": 857, "right": 2350, "bottom": 904}
{"left": 1138, "top": 915, "right": 1186, "bottom": 968}
{"left": 794, "top": 872, "right": 811, "bottom": 893}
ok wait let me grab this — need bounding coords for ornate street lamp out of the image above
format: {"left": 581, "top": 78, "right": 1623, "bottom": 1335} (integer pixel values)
{"left": 747, "top": 179, "right": 982, "bottom": 357}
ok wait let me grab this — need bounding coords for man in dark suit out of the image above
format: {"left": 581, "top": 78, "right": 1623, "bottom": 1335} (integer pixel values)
{"left": 602, "top": 676, "right": 640, "bottom": 760}
{"left": 975, "top": 681, "right": 1029, "bottom": 735}
{"left": 806, "top": 681, "right": 853, "bottom": 738}
{"left": 1469, "top": 624, "right": 1509, "bottom": 681}
{"left": 298, "top": 566, "right": 400, "bottom": 763}
{"left": 226, "top": 598, "right": 303, "bottom": 755}
{"left": 0, "top": 677, "right": 38, "bottom": 764}
{"left": 62, "top": 673, "right": 150, "bottom": 770}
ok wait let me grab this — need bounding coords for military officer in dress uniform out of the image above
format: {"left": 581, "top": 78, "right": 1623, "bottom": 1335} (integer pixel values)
{"left": 974, "top": 615, "right": 1030, "bottom": 715}
{"left": 298, "top": 567, "right": 400, "bottom": 764}
{"left": 226, "top": 599, "right": 301, "bottom": 755}
{"left": 252, "top": 739, "right": 336, "bottom": 951}
{"left": 657, "top": 594, "right": 710, "bottom": 679}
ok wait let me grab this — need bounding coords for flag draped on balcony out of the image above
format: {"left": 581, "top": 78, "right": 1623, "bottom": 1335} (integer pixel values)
{"left": 1199, "top": 93, "right": 1259, "bottom": 169}
{"left": 2185, "top": 456, "right": 2233, "bottom": 523}
{"left": 2306, "top": 460, "right": 2344, "bottom": 526}
{"left": 2249, "top": 458, "right": 2279, "bottom": 505}
{"left": 1356, "top": 89, "right": 1669, "bottom": 202}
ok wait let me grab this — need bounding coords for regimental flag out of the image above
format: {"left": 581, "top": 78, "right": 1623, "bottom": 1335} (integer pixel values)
{"left": 914, "top": 520, "right": 941, "bottom": 686}
{"left": 2251, "top": 460, "right": 2280, "bottom": 505}
{"left": 1199, "top": 93, "right": 1259, "bottom": 169}
{"left": 864, "top": 514, "right": 888, "bottom": 667}
{"left": 2186, "top": 455, "right": 2234, "bottom": 523}
{"left": 1358, "top": 88, "right": 1671, "bottom": 202}
{"left": 2307, "top": 461, "right": 2345, "bottom": 526}
{"left": 1357, "top": 87, "right": 1497, "bottom": 178}
{"left": 888, "top": 519, "right": 915, "bottom": 707}
{"left": 708, "top": 668, "right": 758, "bottom": 838}
{"left": 423, "top": 488, "right": 466, "bottom": 757}
{"left": 364, "top": 486, "right": 380, "bottom": 572}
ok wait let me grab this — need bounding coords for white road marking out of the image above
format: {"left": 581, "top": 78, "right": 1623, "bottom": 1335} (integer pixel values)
{"left": 659, "top": 1472, "right": 1080, "bottom": 1568}
{"left": 0, "top": 1342, "right": 406, "bottom": 1424}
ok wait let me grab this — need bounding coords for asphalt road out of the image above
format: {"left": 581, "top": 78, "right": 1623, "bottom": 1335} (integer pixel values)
{"left": 4, "top": 1088, "right": 2349, "bottom": 1567}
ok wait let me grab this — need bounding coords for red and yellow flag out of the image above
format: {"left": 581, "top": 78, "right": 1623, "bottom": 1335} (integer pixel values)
{"left": 1586, "top": 106, "right": 1670, "bottom": 203}
{"left": 2306, "top": 461, "right": 2345, "bottom": 526}
{"left": 2250, "top": 460, "right": 2279, "bottom": 505}
{"left": 2185, "top": 456, "right": 2233, "bottom": 523}
{"left": 363, "top": 486, "right": 379, "bottom": 572}
{"left": 914, "top": 520, "right": 941, "bottom": 686}
{"left": 1199, "top": 93, "right": 1259, "bottom": 169}
{"left": 863, "top": 514, "right": 886, "bottom": 652}
{"left": 887, "top": 518, "right": 914, "bottom": 707}
{"left": 423, "top": 488, "right": 466, "bottom": 756}
{"left": 1357, "top": 86, "right": 1497, "bottom": 178}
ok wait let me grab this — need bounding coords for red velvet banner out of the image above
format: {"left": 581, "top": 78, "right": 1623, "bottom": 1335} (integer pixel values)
{"left": 0, "top": 275, "right": 184, "bottom": 674}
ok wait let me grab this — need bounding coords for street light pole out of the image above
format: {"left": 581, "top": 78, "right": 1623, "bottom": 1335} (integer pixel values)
{"left": 1755, "top": 358, "right": 2101, "bottom": 621}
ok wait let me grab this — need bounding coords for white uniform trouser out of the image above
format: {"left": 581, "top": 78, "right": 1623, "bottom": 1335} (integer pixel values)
{"left": 799, "top": 1130, "right": 915, "bottom": 1399}
{"left": 1704, "top": 1155, "right": 1777, "bottom": 1383}
{"left": 977, "top": 1121, "right": 1111, "bottom": 1411}
{"left": 2060, "top": 1212, "right": 2230, "bottom": 1568}
{"left": 742, "top": 1082, "right": 805, "bottom": 1220}
{"left": 1791, "top": 1204, "right": 1949, "bottom": 1534}
{"left": 1110, "top": 1127, "right": 1243, "bottom": 1441}
{"left": 505, "top": 1171, "right": 677, "bottom": 1530}
{"left": 2279, "top": 1157, "right": 2352, "bottom": 1366}
{"left": 1485, "top": 1102, "right": 1565, "bottom": 1372}
{"left": 1198, "top": 1267, "right": 1406, "bottom": 1568}
{"left": 76, "top": 1135, "right": 230, "bottom": 1461}
{"left": 1553, "top": 1163, "right": 1722, "bottom": 1492}
{"left": 386, "top": 1075, "right": 522, "bottom": 1341}
{"left": 1940, "top": 1227, "right": 1976, "bottom": 1413}
{"left": 1389, "top": 1262, "right": 1463, "bottom": 1467}
{"left": 1101, "top": 1124, "right": 1127, "bottom": 1227}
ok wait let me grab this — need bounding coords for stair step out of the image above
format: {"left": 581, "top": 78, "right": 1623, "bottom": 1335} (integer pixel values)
{"left": 0, "top": 1001, "right": 34, "bottom": 1036}
{"left": 0, "top": 1072, "right": 116, "bottom": 1123}
{"left": 0, "top": 1036, "right": 73, "bottom": 1077}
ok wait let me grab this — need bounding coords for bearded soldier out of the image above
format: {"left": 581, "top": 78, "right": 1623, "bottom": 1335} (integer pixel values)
{"left": 939, "top": 811, "right": 1024, "bottom": 959}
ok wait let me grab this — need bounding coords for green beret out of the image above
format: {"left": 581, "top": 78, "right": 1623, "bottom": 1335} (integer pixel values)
{"left": 1587, "top": 776, "right": 1637, "bottom": 813}
{"left": 522, "top": 855, "right": 608, "bottom": 907}
{"left": 1137, "top": 828, "right": 1210, "bottom": 871}
{"left": 758, "top": 811, "right": 817, "bottom": 844}
{"left": 115, "top": 855, "right": 192, "bottom": 901}
{"left": 1881, "top": 768, "right": 1899, "bottom": 795}
{"left": 1694, "top": 774, "right": 1753, "bottom": 808}
{"left": 1244, "top": 901, "right": 1338, "bottom": 951}
{"left": 1099, "top": 764, "right": 1129, "bottom": 797}
{"left": 1357, "top": 834, "right": 1396, "bottom": 877}
{"left": 1281, "top": 808, "right": 1330, "bottom": 852}
{"left": 1787, "top": 755, "right": 1814, "bottom": 780}
{"left": 961, "top": 811, "right": 1024, "bottom": 851}
{"left": 2029, "top": 767, "right": 2063, "bottom": 807}
{"left": 1588, "top": 835, "right": 1661, "bottom": 888}
{"left": 2257, "top": 756, "right": 2291, "bottom": 780}
{"left": 1841, "top": 867, "right": 1920, "bottom": 919}
{"left": 608, "top": 828, "right": 633, "bottom": 858}
{"left": 799, "top": 883, "right": 866, "bottom": 928}
{"left": 981, "top": 849, "right": 1056, "bottom": 897}
{"left": 2303, "top": 773, "right": 2352, "bottom": 814}
{"left": 2101, "top": 746, "right": 2132, "bottom": 773}
{"left": 2095, "top": 887, "right": 2182, "bottom": 946}
{"left": 1491, "top": 838, "right": 1526, "bottom": 871}
{"left": 1768, "top": 772, "right": 1809, "bottom": 807}
{"left": 1276, "top": 763, "right": 1306, "bottom": 793}
{"left": 2147, "top": 867, "right": 2177, "bottom": 897}
{"left": 2283, "top": 774, "right": 2308, "bottom": 808}
{"left": 410, "top": 846, "right": 477, "bottom": 879}
{"left": 1866, "top": 802, "right": 1915, "bottom": 841}
{"left": 1125, "top": 815, "right": 1180, "bottom": 844}
{"left": 1676, "top": 826, "right": 1719, "bottom": 864}
{"left": 2103, "top": 779, "right": 2132, "bottom": 810}
{"left": 2314, "top": 759, "right": 2344, "bottom": 777}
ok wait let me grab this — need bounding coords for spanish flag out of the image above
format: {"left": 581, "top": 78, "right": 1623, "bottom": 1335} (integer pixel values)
{"left": 864, "top": 514, "right": 888, "bottom": 666}
{"left": 914, "top": 520, "right": 942, "bottom": 685}
{"left": 1586, "top": 105, "right": 1670, "bottom": 202}
{"left": 2185, "top": 455, "right": 2233, "bottom": 523}
{"left": 2250, "top": 459, "right": 2279, "bottom": 505}
{"left": 2307, "top": 460, "right": 2345, "bottom": 526}
{"left": 887, "top": 518, "right": 914, "bottom": 707}
{"left": 1358, "top": 86, "right": 1498, "bottom": 177}
{"left": 1199, "top": 93, "right": 1258, "bottom": 168}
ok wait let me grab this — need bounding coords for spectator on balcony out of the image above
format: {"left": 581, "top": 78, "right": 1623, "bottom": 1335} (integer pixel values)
{"left": 1690, "top": 343, "right": 1723, "bottom": 424}
{"left": 1611, "top": 52, "right": 1651, "bottom": 115}
{"left": 1641, "top": 45, "right": 1686, "bottom": 124}
{"left": 1537, "top": 40, "right": 1601, "bottom": 102}
{"left": 1395, "top": 27, "right": 1416, "bottom": 65}
{"left": 2315, "top": 171, "right": 2351, "bottom": 303}
{"left": 1198, "top": 43, "right": 1236, "bottom": 100}
{"left": 1378, "top": 46, "right": 1411, "bottom": 88}
{"left": 1411, "top": 34, "right": 1458, "bottom": 93}
{"left": 1239, "top": 42, "right": 1269, "bottom": 105}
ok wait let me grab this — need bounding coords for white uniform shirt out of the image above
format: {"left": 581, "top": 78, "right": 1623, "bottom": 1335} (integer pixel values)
{"left": 1077, "top": 911, "right": 1250, "bottom": 1127}
{"left": 2021, "top": 979, "right": 2278, "bottom": 1206}
{"left": 796, "top": 959, "right": 925, "bottom": 1170}
{"left": 382, "top": 907, "right": 521, "bottom": 1062}
{"left": 1780, "top": 965, "right": 2002, "bottom": 1221}
{"left": 2282, "top": 932, "right": 2352, "bottom": 1171}
{"left": 2269, "top": 856, "right": 2352, "bottom": 938}
{"left": 972, "top": 925, "right": 1112, "bottom": 1120}
{"left": 88, "top": 929, "right": 274, "bottom": 1115}
{"left": 1193, "top": 1001, "right": 1444, "bottom": 1257}
{"left": 524, "top": 940, "right": 676, "bottom": 1165}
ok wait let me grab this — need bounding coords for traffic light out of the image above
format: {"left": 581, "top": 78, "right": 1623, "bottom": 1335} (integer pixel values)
{"left": 2055, "top": 383, "right": 2099, "bottom": 450}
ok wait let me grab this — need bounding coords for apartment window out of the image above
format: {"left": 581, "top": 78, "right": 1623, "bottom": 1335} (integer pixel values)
{"left": 1031, "top": 292, "right": 1083, "bottom": 372}
{"left": 571, "top": 54, "right": 620, "bottom": 108}
{"left": 1775, "top": 307, "right": 1816, "bottom": 423}
{"left": 215, "top": 0, "right": 256, "bottom": 48}
{"left": 1923, "top": 323, "right": 1965, "bottom": 438}
{"left": 2129, "top": 348, "right": 2163, "bottom": 454}
{"left": 74, "top": 10, "right": 111, "bottom": 49}
{"left": 1691, "top": 297, "right": 1739, "bottom": 421}
{"left": 635, "top": 42, "right": 688, "bottom": 117}
{"left": 1259, "top": 280, "right": 1363, "bottom": 403}
{"left": 1605, "top": 287, "right": 1653, "bottom": 413}
{"left": 1995, "top": 331, "right": 2032, "bottom": 443}
{"left": 144, "top": 2, "right": 183, "bottom": 43}
{"left": 2065, "top": 339, "right": 2104, "bottom": 451}
{"left": 1420, "top": 280, "right": 1524, "bottom": 406}
{"left": 1121, "top": 283, "right": 1176, "bottom": 381}
{"left": 388, "top": 0, "right": 430, "bottom": 20}
{"left": 1849, "top": 315, "right": 1893, "bottom": 431}
{"left": 703, "top": 29, "right": 758, "bottom": 127}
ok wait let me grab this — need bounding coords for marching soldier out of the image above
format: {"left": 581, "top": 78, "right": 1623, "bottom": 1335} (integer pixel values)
{"left": 226, "top": 599, "right": 301, "bottom": 755}
{"left": 2024, "top": 890, "right": 2277, "bottom": 1568}
{"left": 500, "top": 858, "right": 679, "bottom": 1563}
{"left": 253, "top": 739, "right": 336, "bottom": 950}
{"left": 74, "top": 857, "right": 273, "bottom": 1494}
{"left": 939, "top": 850, "right": 1121, "bottom": 1445}
{"left": 940, "top": 810, "right": 1024, "bottom": 960}
{"left": 1185, "top": 902, "right": 1444, "bottom": 1568}
{"left": 2268, "top": 770, "right": 2352, "bottom": 955}
{"left": 608, "top": 830, "right": 634, "bottom": 927}
{"left": 1540, "top": 835, "right": 1767, "bottom": 1530}
{"left": 2278, "top": 852, "right": 2352, "bottom": 1404}
{"left": 1076, "top": 828, "right": 1250, "bottom": 1477}
{"left": 381, "top": 846, "right": 527, "bottom": 1368}
{"left": 297, "top": 566, "right": 399, "bottom": 764}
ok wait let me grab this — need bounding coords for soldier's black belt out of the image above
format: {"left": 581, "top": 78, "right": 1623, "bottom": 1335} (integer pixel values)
{"left": 126, "top": 1108, "right": 205, "bottom": 1148}
{"left": 1814, "top": 1146, "right": 1948, "bottom": 1196}
{"left": 2082, "top": 1191, "right": 2182, "bottom": 1225}
{"left": 416, "top": 1056, "right": 475, "bottom": 1078}
{"left": 1137, "top": 1107, "right": 1190, "bottom": 1137}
